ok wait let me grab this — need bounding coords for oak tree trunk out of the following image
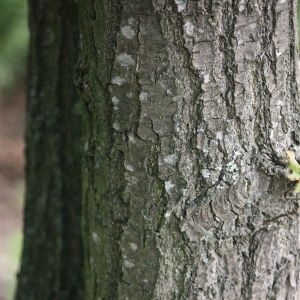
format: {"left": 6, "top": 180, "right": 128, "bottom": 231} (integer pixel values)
{"left": 78, "top": 0, "right": 300, "bottom": 299}
{"left": 15, "top": 0, "right": 83, "bottom": 299}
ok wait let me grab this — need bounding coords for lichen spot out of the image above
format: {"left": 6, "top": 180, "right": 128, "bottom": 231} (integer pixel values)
{"left": 277, "top": 100, "right": 284, "bottom": 106}
{"left": 203, "top": 74, "right": 210, "bottom": 84}
{"left": 128, "top": 133, "right": 136, "bottom": 143}
{"left": 92, "top": 232, "right": 100, "bottom": 244}
{"left": 216, "top": 131, "right": 223, "bottom": 140}
{"left": 113, "top": 121, "right": 121, "bottom": 131}
{"left": 163, "top": 154, "right": 177, "bottom": 166}
{"left": 175, "top": 0, "right": 186, "bottom": 12}
{"left": 112, "top": 76, "right": 125, "bottom": 86}
{"left": 121, "top": 25, "right": 135, "bottom": 39}
{"left": 112, "top": 96, "right": 119, "bottom": 110}
{"left": 117, "top": 53, "right": 135, "bottom": 68}
{"left": 183, "top": 21, "right": 194, "bottom": 36}
{"left": 165, "top": 180, "right": 175, "bottom": 194}
{"left": 130, "top": 242, "right": 138, "bottom": 251}
{"left": 124, "top": 260, "right": 135, "bottom": 269}
{"left": 125, "top": 164, "right": 134, "bottom": 172}
{"left": 139, "top": 91, "right": 149, "bottom": 102}
{"left": 239, "top": 5, "right": 245, "bottom": 12}
{"left": 192, "top": 53, "right": 202, "bottom": 69}
{"left": 165, "top": 211, "right": 171, "bottom": 219}
{"left": 84, "top": 141, "right": 89, "bottom": 152}
{"left": 201, "top": 169, "right": 210, "bottom": 179}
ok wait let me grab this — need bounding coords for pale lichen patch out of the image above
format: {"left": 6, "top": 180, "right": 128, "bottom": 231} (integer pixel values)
{"left": 113, "top": 121, "right": 121, "bottom": 131}
{"left": 124, "top": 260, "right": 135, "bottom": 269}
{"left": 121, "top": 25, "right": 135, "bottom": 40}
{"left": 239, "top": 5, "right": 245, "bottom": 12}
{"left": 84, "top": 141, "right": 89, "bottom": 152}
{"left": 216, "top": 131, "right": 223, "bottom": 140}
{"left": 128, "top": 133, "right": 136, "bottom": 143}
{"left": 183, "top": 21, "right": 195, "bottom": 36}
{"left": 201, "top": 169, "right": 210, "bottom": 179}
{"left": 175, "top": 0, "right": 186, "bottom": 12}
{"left": 125, "top": 164, "right": 134, "bottom": 172}
{"left": 117, "top": 53, "right": 135, "bottom": 68}
{"left": 130, "top": 242, "right": 138, "bottom": 251}
{"left": 192, "top": 52, "right": 202, "bottom": 69}
{"left": 139, "top": 91, "right": 150, "bottom": 102}
{"left": 163, "top": 154, "right": 177, "bottom": 166}
{"left": 203, "top": 74, "right": 210, "bottom": 84}
{"left": 92, "top": 232, "right": 100, "bottom": 244}
{"left": 112, "top": 96, "right": 120, "bottom": 110}
{"left": 112, "top": 76, "right": 126, "bottom": 86}
{"left": 165, "top": 180, "right": 175, "bottom": 194}
{"left": 165, "top": 211, "right": 171, "bottom": 219}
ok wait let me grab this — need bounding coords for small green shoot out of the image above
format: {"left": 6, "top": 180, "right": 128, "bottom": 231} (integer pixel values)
{"left": 285, "top": 150, "right": 300, "bottom": 194}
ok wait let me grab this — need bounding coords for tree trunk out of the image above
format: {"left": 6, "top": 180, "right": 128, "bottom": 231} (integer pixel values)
{"left": 78, "top": 0, "right": 300, "bottom": 299}
{"left": 15, "top": 0, "right": 83, "bottom": 299}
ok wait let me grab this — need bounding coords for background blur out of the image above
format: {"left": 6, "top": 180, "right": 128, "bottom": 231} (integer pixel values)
{"left": 0, "top": 0, "right": 28, "bottom": 299}
{"left": 0, "top": 1, "right": 300, "bottom": 300}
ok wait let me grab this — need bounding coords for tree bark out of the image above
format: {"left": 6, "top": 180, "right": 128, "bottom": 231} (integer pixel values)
{"left": 77, "top": 0, "right": 300, "bottom": 299}
{"left": 15, "top": 0, "right": 83, "bottom": 299}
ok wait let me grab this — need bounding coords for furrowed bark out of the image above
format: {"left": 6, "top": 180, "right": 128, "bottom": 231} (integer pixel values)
{"left": 78, "top": 0, "right": 300, "bottom": 299}
{"left": 15, "top": 0, "right": 83, "bottom": 299}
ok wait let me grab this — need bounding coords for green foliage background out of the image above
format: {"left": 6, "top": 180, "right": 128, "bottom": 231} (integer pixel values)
{"left": 298, "top": 0, "right": 300, "bottom": 49}
{"left": 0, "top": 0, "right": 28, "bottom": 90}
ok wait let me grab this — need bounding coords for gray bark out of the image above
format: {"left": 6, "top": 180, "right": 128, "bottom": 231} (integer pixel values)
{"left": 77, "top": 0, "right": 300, "bottom": 299}
{"left": 15, "top": 0, "right": 83, "bottom": 299}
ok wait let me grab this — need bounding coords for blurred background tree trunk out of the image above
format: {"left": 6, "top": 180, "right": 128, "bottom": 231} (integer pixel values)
{"left": 15, "top": 0, "right": 83, "bottom": 299}
{"left": 78, "top": 0, "right": 300, "bottom": 299}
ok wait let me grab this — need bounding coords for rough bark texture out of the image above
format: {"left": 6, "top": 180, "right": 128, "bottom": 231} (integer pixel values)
{"left": 15, "top": 0, "right": 83, "bottom": 299}
{"left": 78, "top": 0, "right": 300, "bottom": 299}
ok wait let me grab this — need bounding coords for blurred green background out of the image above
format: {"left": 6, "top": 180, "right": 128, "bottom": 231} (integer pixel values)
{"left": 0, "top": 1, "right": 300, "bottom": 300}
{"left": 0, "top": 1, "right": 27, "bottom": 300}
{"left": 0, "top": 0, "right": 28, "bottom": 91}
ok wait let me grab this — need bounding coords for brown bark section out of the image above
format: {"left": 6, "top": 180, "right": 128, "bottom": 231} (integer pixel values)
{"left": 78, "top": 0, "right": 300, "bottom": 299}
{"left": 15, "top": 0, "right": 83, "bottom": 299}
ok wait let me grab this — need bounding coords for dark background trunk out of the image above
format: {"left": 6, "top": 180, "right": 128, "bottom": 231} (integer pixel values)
{"left": 15, "top": 0, "right": 83, "bottom": 299}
